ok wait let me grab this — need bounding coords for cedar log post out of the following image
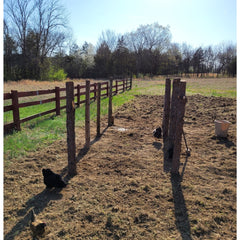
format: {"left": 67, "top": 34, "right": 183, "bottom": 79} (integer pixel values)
{"left": 11, "top": 90, "right": 21, "bottom": 131}
{"left": 97, "top": 82, "right": 101, "bottom": 137}
{"left": 66, "top": 81, "right": 77, "bottom": 176}
{"left": 108, "top": 79, "right": 114, "bottom": 126}
{"left": 171, "top": 81, "right": 187, "bottom": 173}
{"left": 85, "top": 80, "right": 90, "bottom": 149}
{"left": 167, "top": 78, "right": 181, "bottom": 163}
{"left": 162, "top": 78, "right": 171, "bottom": 172}
{"left": 55, "top": 87, "right": 60, "bottom": 116}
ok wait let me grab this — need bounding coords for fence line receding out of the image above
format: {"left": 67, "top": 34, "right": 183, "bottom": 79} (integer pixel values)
{"left": 4, "top": 78, "right": 132, "bottom": 133}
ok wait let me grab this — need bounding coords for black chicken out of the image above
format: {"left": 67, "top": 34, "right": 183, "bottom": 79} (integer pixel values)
{"left": 153, "top": 127, "right": 162, "bottom": 139}
{"left": 42, "top": 168, "right": 66, "bottom": 188}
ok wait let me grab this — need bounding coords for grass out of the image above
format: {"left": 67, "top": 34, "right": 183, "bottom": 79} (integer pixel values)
{"left": 4, "top": 91, "right": 135, "bottom": 161}
{"left": 4, "top": 77, "right": 236, "bottom": 161}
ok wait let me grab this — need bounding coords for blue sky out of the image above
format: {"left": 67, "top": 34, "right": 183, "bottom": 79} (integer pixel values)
{"left": 62, "top": 0, "right": 237, "bottom": 48}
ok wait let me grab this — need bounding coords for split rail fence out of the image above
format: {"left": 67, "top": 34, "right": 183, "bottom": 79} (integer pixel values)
{"left": 4, "top": 78, "right": 132, "bottom": 133}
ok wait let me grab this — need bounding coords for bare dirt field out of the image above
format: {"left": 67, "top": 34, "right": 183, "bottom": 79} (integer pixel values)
{"left": 4, "top": 91, "right": 236, "bottom": 239}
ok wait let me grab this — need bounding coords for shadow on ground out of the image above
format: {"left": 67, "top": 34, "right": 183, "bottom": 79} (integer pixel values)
{"left": 4, "top": 188, "right": 63, "bottom": 240}
{"left": 171, "top": 173, "right": 192, "bottom": 240}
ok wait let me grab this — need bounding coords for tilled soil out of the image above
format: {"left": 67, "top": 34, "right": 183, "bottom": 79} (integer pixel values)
{"left": 4, "top": 94, "right": 236, "bottom": 239}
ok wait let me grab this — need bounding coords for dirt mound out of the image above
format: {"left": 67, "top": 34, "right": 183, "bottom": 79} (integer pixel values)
{"left": 4, "top": 94, "right": 236, "bottom": 239}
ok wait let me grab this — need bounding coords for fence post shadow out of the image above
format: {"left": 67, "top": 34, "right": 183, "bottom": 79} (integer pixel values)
{"left": 170, "top": 173, "right": 192, "bottom": 240}
{"left": 62, "top": 125, "right": 109, "bottom": 183}
{"left": 4, "top": 188, "right": 63, "bottom": 240}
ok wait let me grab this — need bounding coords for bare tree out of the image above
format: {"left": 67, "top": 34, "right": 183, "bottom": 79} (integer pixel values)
{"left": 97, "top": 29, "right": 119, "bottom": 52}
{"left": 4, "top": 0, "right": 36, "bottom": 56}
{"left": 4, "top": 0, "right": 69, "bottom": 79}
{"left": 34, "top": 0, "right": 68, "bottom": 59}
{"left": 125, "top": 23, "right": 171, "bottom": 53}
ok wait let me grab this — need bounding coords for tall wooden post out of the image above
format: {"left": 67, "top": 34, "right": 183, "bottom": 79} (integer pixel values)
{"left": 85, "top": 80, "right": 90, "bottom": 149}
{"left": 168, "top": 78, "right": 181, "bottom": 162}
{"left": 11, "top": 90, "right": 21, "bottom": 131}
{"left": 162, "top": 78, "right": 171, "bottom": 143}
{"left": 97, "top": 82, "right": 101, "bottom": 137}
{"left": 55, "top": 87, "right": 60, "bottom": 116}
{"left": 108, "top": 79, "right": 114, "bottom": 126}
{"left": 171, "top": 81, "right": 187, "bottom": 173}
{"left": 66, "top": 82, "right": 77, "bottom": 176}
{"left": 162, "top": 79, "right": 171, "bottom": 171}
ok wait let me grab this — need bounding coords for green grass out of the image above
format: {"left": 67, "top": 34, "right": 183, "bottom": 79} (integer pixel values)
{"left": 4, "top": 91, "right": 134, "bottom": 161}
{"left": 4, "top": 78, "right": 236, "bottom": 161}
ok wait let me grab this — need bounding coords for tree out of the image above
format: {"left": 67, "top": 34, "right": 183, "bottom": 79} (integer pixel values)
{"left": 215, "top": 43, "right": 236, "bottom": 75}
{"left": 97, "top": 30, "right": 119, "bottom": 52}
{"left": 192, "top": 47, "right": 205, "bottom": 75}
{"left": 4, "top": 0, "right": 68, "bottom": 80}
{"left": 180, "top": 43, "right": 194, "bottom": 74}
{"left": 94, "top": 42, "right": 112, "bottom": 78}
{"left": 112, "top": 36, "right": 130, "bottom": 77}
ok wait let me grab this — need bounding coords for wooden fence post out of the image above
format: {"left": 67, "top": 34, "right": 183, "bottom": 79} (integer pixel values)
{"left": 123, "top": 79, "right": 125, "bottom": 92}
{"left": 94, "top": 83, "right": 97, "bottom": 101}
{"left": 171, "top": 81, "right": 187, "bottom": 174}
{"left": 97, "top": 82, "right": 101, "bottom": 137}
{"left": 106, "top": 81, "right": 109, "bottom": 97}
{"left": 116, "top": 80, "right": 118, "bottom": 94}
{"left": 66, "top": 81, "right": 77, "bottom": 176}
{"left": 108, "top": 79, "right": 114, "bottom": 126}
{"left": 77, "top": 84, "right": 80, "bottom": 107}
{"left": 11, "top": 90, "right": 21, "bottom": 131}
{"left": 85, "top": 80, "right": 90, "bottom": 149}
{"left": 55, "top": 87, "right": 60, "bottom": 116}
{"left": 162, "top": 78, "right": 171, "bottom": 171}
{"left": 167, "top": 78, "right": 181, "bottom": 162}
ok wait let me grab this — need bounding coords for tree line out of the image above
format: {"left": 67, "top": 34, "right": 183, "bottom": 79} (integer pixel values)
{"left": 4, "top": 0, "right": 236, "bottom": 81}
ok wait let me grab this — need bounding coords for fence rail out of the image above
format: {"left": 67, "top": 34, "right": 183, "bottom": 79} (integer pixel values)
{"left": 4, "top": 78, "right": 132, "bottom": 133}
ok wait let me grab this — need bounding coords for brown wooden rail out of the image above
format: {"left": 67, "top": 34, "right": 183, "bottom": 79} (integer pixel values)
{"left": 4, "top": 79, "right": 132, "bottom": 133}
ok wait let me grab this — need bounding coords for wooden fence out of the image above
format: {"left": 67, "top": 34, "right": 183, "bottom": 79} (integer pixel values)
{"left": 4, "top": 78, "right": 132, "bottom": 133}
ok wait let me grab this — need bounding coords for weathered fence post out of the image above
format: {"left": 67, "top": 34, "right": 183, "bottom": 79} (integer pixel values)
{"left": 130, "top": 76, "right": 133, "bottom": 90}
{"left": 116, "top": 80, "right": 118, "bottom": 94}
{"left": 171, "top": 81, "right": 187, "bottom": 174}
{"left": 77, "top": 84, "right": 80, "bottom": 107}
{"left": 162, "top": 78, "right": 187, "bottom": 174}
{"left": 162, "top": 78, "right": 171, "bottom": 171}
{"left": 11, "top": 90, "right": 21, "bottom": 131}
{"left": 55, "top": 87, "right": 60, "bottom": 116}
{"left": 94, "top": 83, "right": 97, "bottom": 101}
{"left": 66, "top": 81, "right": 77, "bottom": 176}
{"left": 108, "top": 79, "right": 114, "bottom": 126}
{"left": 123, "top": 79, "right": 125, "bottom": 92}
{"left": 106, "top": 81, "right": 109, "bottom": 97}
{"left": 85, "top": 80, "right": 90, "bottom": 149}
{"left": 162, "top": 78, "right": 171, "bottom": 142}
{"left": 97, "top": 82, "right": 101, "bottom": 137}
{"left": 167, "top": 78, "right": 181, "bottom": 162}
